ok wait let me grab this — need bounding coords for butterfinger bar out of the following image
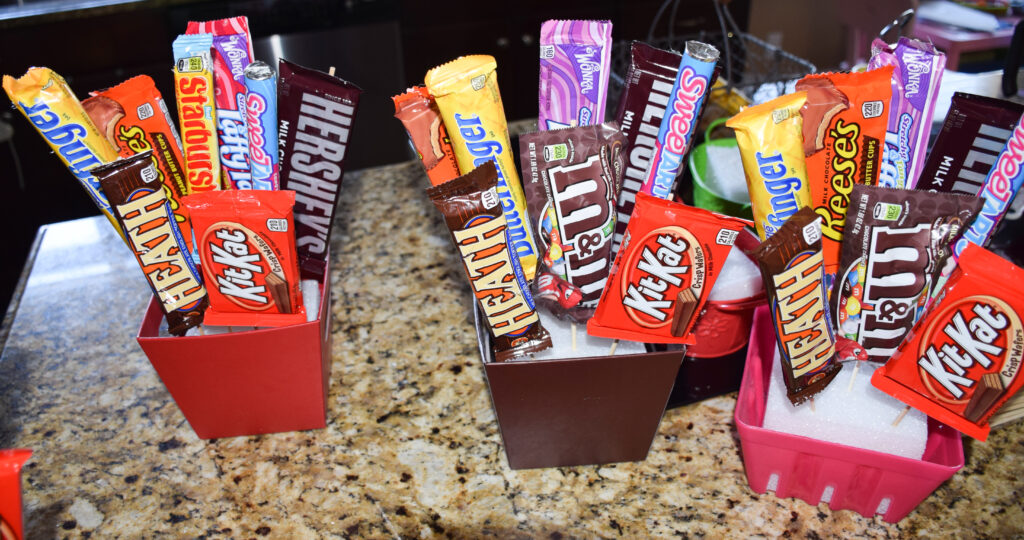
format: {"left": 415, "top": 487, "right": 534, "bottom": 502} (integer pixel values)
{"left": 3, "top": 67, "right": 123, "bottom": 238}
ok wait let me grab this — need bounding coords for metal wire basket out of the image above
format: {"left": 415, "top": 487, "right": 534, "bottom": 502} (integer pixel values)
{"left": 609, "top": 1, "right": 817, "bottom": 108}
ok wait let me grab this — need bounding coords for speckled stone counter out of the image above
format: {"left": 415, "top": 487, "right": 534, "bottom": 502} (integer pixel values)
{"left": 2, "top": 160, "right": 1024, "bottom": 538}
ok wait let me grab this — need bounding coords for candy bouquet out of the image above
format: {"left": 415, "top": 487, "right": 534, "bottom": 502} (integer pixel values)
{"left": 3, "top": 15, "right": 361, "bottom": 335}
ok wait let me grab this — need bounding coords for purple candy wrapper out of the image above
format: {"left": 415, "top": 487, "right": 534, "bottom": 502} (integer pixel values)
{"left": 538, "top": 20, "right": 613, "bottom": 130}
{"left": 210, "top": 33, "right": 254, "bottom": 189}
{"left": 869, "top": 37, "right": 946, "bottom": 189}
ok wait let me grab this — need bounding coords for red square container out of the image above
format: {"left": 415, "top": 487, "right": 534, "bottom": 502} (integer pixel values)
{"left": 136, "top": 263, "right": 332, "bottom": 439}
{"left": 474, "top": 308, "right": 684, "bottom": 470}
{"left": 1, "top": 449, "right": 31, "bottom": 540}
{"left": 735, "top": 306, "right": 964, "bottom": 522}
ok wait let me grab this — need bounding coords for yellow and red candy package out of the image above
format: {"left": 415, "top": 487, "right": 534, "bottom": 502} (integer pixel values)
{"left": 872, "top": 244, "right": 1024, "bottom": 441}
{"left": 796, "top": 67, "right": 893, "bottom": 276}
{"left": 184, "top": 190, "right": 305, "bottom": 327}
{"left": 84, "top": 75, "right": 192, "bottom": 243}
{"left": 587, "top": 192, "right": 749, "bottom": 344}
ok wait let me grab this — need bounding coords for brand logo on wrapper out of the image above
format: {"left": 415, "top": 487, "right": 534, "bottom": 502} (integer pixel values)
{"left": 915, "top": 296, "right": 1023, "bottom": 421}
{"left": 857, "top": 223, "right": 932, "bottom": 360}
{"left": 955, "top": 120, "right": 1024, "bottom": 257}
{"left": 454, "top": 113, "right": 535, "bottom": 263}
{"left": 755, "top": 151, "right": 805, "bottom": 237}
{"left": 247, "top": 92, "right": 274, "bottom": 183}
{"left": 818, "top": 120, "right": 860, "bottom": 242}
{"left": 217, "top": 97, "right": 252, "bottom": 190}
{"left": 17, "top": 99, "right": 108, "bottom": 208}
{"left": 621, "top": 226, "right": 703, "bottom": 328}
{"left": 200, "top": 223, "right": 285, "bottom": 310}
{"left": 772, "top": 249, "right": 834, "bottom": 378}
{"left": 646, "top": 66, "right": 708, "bottom": 199}
{"left": 453, "top": 214, "right": 538, "bottom": 337}
{"left": 118, "top": 187, "right": 205, "bottom": 311}
{"left": 547, "top": 153, "right": 615, "bottom": 305}
{"left": 176, "top": 75, "right": 218, "bottom": 191}
{"left": 286, "top": 91, "right": 355, "bottom": 258}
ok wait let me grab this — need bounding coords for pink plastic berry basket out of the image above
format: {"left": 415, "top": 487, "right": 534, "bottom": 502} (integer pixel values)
{"left": 734, "top": 306, "right": 965, "bottom": 523}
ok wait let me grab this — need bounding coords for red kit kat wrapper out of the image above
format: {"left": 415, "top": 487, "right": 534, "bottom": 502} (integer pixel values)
{"left": 278, "top": 59, "right": 362, "bottom": 279}
{"left": 428, "top": 162, "right": 552, "bottom": 361}
{"left": 872, "top": 243, "right": 1024, "bottom": 441}
{"left": 93, "top": 152, "right": 208, "bottom": 336}
{"left": 184, "top": 189, "right": 306, "bottom": 327}
{"left": 587, "top": 192, "right": 748, "bottom": 344}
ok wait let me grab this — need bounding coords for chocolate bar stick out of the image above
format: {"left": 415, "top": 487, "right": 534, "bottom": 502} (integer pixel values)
{"left": 609, "top": 339, "right": 619, "bottom": 355}
{"left": 892, "top": 405, "right": 911, "bottom": 427}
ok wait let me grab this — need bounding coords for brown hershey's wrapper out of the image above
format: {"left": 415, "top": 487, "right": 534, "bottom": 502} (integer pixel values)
{"left": 612, "top": 42, "right": 682, "bottom": 258}
{"left": 278, "top": 59, "right": 362, "bottom": 279}
{"left": 917, "top": 92, "right": 1024, "bottom": 195}
{"left": 427, "top": 161, "right": 552, "bottom": 361}
{"left": 519, "top": 122, "right": 625, "bottom": 322}
{"left": 94, "top": 151, "right": 208, "bottom": 336}
{"left": 752, "top": 206, "right": 840, "bottom": 404}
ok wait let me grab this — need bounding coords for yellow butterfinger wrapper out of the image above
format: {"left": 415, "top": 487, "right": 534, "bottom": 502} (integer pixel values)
{"left": 3, "top": 67, "right": 123, "bottom": 238}
{"left": 727, "top": 91, "right": 811, "bottom": 241}
{"left": 425, "top": 55, "right": 538, "bottom": 281}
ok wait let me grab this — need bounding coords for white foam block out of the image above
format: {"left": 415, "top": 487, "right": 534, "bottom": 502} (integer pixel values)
{"left": 704, "top": 143, "right": 749, "bottom": 203}
{"left": 762, "top": 349, "right": 928, "bottom": 460}
{"left": 301, "top": 279, "right": 321, "bottom": 322}
{"left": 530, "top": 310, "right": 647, "bottom": 361}
{"left": 708, "top": 244, "right": 763, "bottom": 302}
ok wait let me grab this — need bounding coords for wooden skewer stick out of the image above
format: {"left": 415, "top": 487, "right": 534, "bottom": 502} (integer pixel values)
{"left": 847, "top": 361, "right": 861, "bottom": 392}
{"left": 809, "top": 397, "right": 816, "bottom": 413}
{"left": 571, "top": 322, "right": 577, "bottom": 351}
{"left": 328, "top": 66, "right": 336, "bottom": 76}
{"left": 609, "top": 339, "right": 619, "bottom": 355}
{"left": 892, "top": 405, "right": 911, "bottom": 427}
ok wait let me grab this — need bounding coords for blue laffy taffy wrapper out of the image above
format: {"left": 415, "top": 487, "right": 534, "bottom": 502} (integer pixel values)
{"left": 244, "top": 61, "right": 279, "bottom": 190}
{"left": 640, "top": 40, "right": 718, "bottom": 200}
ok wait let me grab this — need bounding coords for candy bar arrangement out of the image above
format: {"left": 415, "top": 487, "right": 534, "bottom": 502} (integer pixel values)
{"left": 3, "top": 15, "right": 361, "bottom": 336}
{"left": 394, "top": 17, "right": 1024, "bottom": 515}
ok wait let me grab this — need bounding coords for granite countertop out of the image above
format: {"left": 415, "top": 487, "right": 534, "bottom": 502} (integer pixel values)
{"left": 2, "top": 160, "right": 1023, "bottom": 538}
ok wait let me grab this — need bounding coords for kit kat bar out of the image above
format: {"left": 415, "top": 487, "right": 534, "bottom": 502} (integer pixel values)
{"left": 670, "top": 288, "right": 699, "bottom": 337}
{"left": 266, "top": 272, "right": 293, "bottom": 314}
{"left": 964, "top": 372, "right": 1005, "bottom": 423}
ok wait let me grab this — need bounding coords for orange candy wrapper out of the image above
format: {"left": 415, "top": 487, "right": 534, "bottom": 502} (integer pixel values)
{"left": 184, "top": 190, "right": 306, "bottom": 327}
{"left": 587, "top": 192, "right": 749, "bottom": 344}
{"left": 85, "top": 75, "right": 192, "bottom": 243}
{"left": 393, "top": 86, "right": 461, "bottom": 185}
{"left": 796, "top": 67, "right": 893, "bottom": 275}
{"left": 871, "top": 244, "right": 1024, "bottom": 441}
